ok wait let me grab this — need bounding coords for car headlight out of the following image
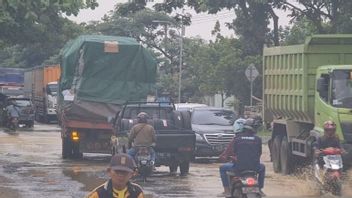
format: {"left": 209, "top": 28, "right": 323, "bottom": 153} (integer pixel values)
{"left": 195, "top": 133, "right": 203, "bottom": 141}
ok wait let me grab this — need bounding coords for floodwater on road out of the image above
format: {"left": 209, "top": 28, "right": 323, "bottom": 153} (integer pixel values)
{"left": 0, "top": 125, "right": 351, "bottom": 198}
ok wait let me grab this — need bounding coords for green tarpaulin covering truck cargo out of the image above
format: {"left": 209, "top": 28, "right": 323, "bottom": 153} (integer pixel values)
{"left": 58, "top": 35, "right": 157, "bottom": 157}
{"left": 58, "top": 35, "right": 157, "bottom": 122}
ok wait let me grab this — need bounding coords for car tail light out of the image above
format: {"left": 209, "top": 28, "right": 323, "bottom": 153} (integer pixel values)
{"left": 71, "top": 131, "right": 80, "bottom": 141}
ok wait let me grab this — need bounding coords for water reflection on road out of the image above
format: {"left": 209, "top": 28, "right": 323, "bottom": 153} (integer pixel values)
{"left": 0, "top": 128, "right": 351, "bottom": 198}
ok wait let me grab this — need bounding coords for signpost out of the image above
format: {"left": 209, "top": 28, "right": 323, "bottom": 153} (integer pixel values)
{"left": 245, "top": 64, "right": 259, "bottom": 106}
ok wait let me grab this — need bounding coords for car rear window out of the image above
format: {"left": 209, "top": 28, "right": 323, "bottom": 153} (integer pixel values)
{"left": 192, "top": 109, "right": 236, "bottom": 126}
{"left": 123, "top": 107, "right": 172, "bottom": 120}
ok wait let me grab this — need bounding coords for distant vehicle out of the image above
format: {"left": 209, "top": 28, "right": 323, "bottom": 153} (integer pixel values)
{"left": 6, "top": 97, "right": 34, "bottom": 128}
{"left": 0, "top": 84, "right": 24, "bottom": 97}
{"left": 191, "top": 107, "right": 236, "bottom": 157}
{"left": 175, "top": 103, "right": 208, "bottom": 112}
{"left": 24, "top": 65, "right": 60, "bottom": 123}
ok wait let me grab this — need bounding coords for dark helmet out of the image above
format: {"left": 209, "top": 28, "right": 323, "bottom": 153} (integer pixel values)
{"left": 137, "top": 112, "right": 149, "bottom": 123}
{"left": 243, "top": 118, "right": 256, "bottom": 133}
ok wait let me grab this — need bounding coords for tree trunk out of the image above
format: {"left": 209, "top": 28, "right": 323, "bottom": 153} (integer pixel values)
{"left": 268, "top": 7, "right": 279, "bottom": 46}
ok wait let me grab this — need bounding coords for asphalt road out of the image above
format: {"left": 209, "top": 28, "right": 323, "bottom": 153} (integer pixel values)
{"left": 0, "top": 123, "right": 351, "bottom": 198}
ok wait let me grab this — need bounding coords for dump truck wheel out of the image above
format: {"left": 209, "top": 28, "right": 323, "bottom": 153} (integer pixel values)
{"left": 62, "top": 137, "right": 72, "bottom": 159}
{"left": 280, "top": 136, "right": 292, "bottom": 175}
{"left": 272, "top": 136, "right": 281, "bottom": 173}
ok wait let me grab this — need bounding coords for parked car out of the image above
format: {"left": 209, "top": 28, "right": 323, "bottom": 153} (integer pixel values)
{"left": 191, "top": 107, "right": 236, "bottom": 157}
{"left": 6, "top": 97, "right": 34, "bottom": 128}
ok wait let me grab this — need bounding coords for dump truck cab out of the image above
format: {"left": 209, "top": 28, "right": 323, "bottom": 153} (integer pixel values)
{"left": 263, "top": 35, "right": 352, "bottom": 175}
{"left": 315, "top": 66, "right": 352, "bottom": 161}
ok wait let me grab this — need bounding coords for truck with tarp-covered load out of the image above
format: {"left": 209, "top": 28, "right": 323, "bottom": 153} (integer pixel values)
{"left": 58, "top": 35, "right": 157, "bottom": 159}
{"left": 264, "top": 35, "right": 352, "bottom": 175}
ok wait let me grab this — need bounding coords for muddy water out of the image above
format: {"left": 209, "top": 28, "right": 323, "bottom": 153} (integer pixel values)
{"left": 0, "top": 127, "right": 351, "bottom": 198}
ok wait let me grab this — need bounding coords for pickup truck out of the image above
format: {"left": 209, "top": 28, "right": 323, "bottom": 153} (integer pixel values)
{"left": 112, "top": 102, "right": 195, "bottom": 175}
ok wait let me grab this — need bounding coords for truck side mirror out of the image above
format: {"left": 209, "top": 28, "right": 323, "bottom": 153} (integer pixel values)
{"left": 317, "top": 77, "right": 328, "bottom": 99}
{"left": 317, "top": 77, "right": 327, "bottom": 92}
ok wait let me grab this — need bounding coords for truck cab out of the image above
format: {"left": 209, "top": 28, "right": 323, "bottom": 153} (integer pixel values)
{"left": 315, "top": 66, "right": 352, "bottom": 160}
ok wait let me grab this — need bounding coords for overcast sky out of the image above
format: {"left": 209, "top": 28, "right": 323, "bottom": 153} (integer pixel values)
{"left": 68, "top": 0, "right": 291, "bottom": 41}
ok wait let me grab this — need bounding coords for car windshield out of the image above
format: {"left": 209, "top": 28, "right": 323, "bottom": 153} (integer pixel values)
{"left": 123, "top": 107, "right": 173, "bottom": 120}
{"left": 11, "top": 99, "right": 31, "bottom": 107}
{"left": 191, "top": 109, "right": 236, "bottom": 126}
{"left": 332, "top": 70, "right": 352, "bottom": 108}
{"left": 47, "top": 84, "right": 58, "bottom": 95}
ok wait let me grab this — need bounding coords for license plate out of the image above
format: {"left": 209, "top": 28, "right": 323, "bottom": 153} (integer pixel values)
{"left": 242, "top": 187, "right": 259, "bottom": 193}
{"left": 213, "top": 144, "right": 226, "bottom": 152}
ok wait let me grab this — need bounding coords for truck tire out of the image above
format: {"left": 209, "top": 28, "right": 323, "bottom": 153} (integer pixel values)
{"left": 280, "top": 136, "right": 292, "bottom": 175}
{"left": 180, "top": 111, "right": 192, "bottom": 130}
{"left": 62, "top": 137, "right": 72, "bottom": 159}
{"left": 180, "top": 161, "right": 190, "bottom": 176}
{"left": 169, "top": 162, "right": 178, "bottom": 175}
{"left": 272, "top": 136, "right": 281, "bottom": 173}
{"left": 72, "top": 142, "right": 83, "bottom": 159}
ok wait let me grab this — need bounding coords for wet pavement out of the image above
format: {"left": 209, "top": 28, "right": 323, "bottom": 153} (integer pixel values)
{"left": 0, "top": 124, "right": 351, "bottom": 198}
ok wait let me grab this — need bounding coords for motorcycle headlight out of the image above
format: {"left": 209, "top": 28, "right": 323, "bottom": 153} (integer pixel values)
{"left": 195, "top": 133, "right": 203, "bottom": 141}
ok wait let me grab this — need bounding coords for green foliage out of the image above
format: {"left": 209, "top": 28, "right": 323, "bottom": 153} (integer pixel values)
{"left": 280, "top": 18, "right": 319, "bottom": 45}
{"left": 0, "top": 0, "right": 97, "bottom": 45}
{"left": 275, "top": 0, "right": 352, "bottom": 34}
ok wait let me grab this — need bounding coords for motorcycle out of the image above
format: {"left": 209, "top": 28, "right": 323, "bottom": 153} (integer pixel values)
{"left": 313, "top": 147, "right": 343, "bottom": 196}
{"left": 134, "top": 146, "right": 154, "bottom": 182}
{"left": 227, "top": 170, "right": 261, "bottom": 198}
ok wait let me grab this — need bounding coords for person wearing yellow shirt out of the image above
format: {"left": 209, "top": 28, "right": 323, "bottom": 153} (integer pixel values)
{"left": 86, "top": 153, "right": 144, "bottom": 198}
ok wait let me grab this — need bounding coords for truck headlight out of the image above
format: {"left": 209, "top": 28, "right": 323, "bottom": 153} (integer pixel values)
{"left": 195, "top": 133, "right": 203, "bottom": 141}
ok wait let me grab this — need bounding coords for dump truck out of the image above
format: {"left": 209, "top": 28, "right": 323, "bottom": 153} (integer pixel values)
{"left": 58, "top": 35, "right": 157, "bottom": 159}
{"left": 24, "top": 65, "right": 60, "bottom": 123}
{"left": 263, "top": 35, "right": 352, "bottom": 175}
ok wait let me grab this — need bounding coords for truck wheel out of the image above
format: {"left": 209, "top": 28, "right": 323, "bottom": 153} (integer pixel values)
{"left": 180, "top": 111, "right": 192, "bottom": 130}
{"left": 72, "top": 142, "right": 83, "bottom": 159}
{"left": 180, "top": 161, "right": 190, "bottom": 176}
{"left": 26, "top": 121, "right": 34, "bottom": 128}
{"left": 272, "top": 136, "right": 282, "bottom": 173}
{"left": 169, "top": 163, "right": 178, "bottom": 175}
{"left": 280, "top": 136, "right": 292, "bottom": 175}
{"left": 62, "top": 137, "right": 72, "bottom": 159}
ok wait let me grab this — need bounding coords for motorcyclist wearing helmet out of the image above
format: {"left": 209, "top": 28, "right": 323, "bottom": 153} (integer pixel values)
{"left": 5, "top": 99, "right": 20, "bottom": 124}
{"left": 314, "top": 120, "right": 342, "bottom": 167}
{"left": 128, "top": 112, "right": 156, "bottom": 162}
{"left": 233, "top": 118, "right": 266, "bottom": 196}
{"left": 218, "top": 118, "right": 246, "bottom": 196}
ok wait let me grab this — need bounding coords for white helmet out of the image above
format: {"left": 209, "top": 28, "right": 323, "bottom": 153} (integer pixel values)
{"left": 233, "top": 118, "right": 246, "bottom": 134}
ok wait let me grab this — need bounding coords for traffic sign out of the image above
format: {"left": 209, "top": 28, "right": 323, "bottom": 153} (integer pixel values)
{"left": 245, "top": 64, "right": 259, "bottom": 82}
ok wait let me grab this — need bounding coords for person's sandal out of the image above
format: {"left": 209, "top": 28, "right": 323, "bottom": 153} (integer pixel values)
{"left": 259, "top": 189, "right": 266, "bottom": 197}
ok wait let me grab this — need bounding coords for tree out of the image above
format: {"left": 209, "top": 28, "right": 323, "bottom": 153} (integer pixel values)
{"left": 275, "top": 0, "right": 352, "bottom": 34}
{"left": 0, "top": 0, "right": 98, "bottom": 45}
